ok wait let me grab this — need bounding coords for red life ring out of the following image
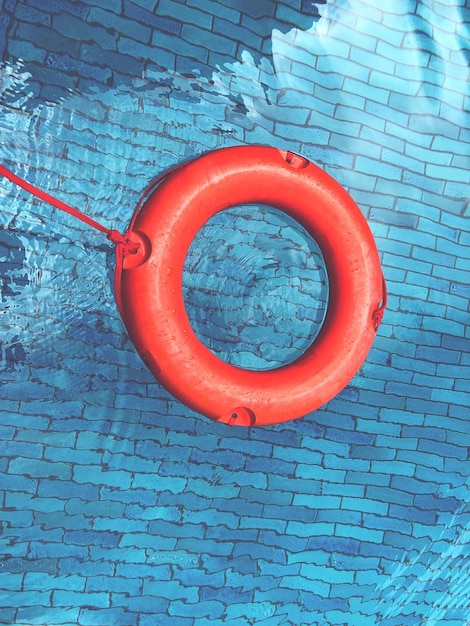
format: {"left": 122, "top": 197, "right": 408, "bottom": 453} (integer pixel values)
{"left": 117, "top": 146, "right": 386, "bottom": 426}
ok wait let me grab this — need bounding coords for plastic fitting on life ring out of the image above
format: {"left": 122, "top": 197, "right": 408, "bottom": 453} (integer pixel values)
{"left": 116, "top": 145, "right": 386, "bottom": 427}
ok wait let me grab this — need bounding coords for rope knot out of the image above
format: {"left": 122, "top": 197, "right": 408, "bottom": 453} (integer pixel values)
{"left": 107, "top": 229, "right": 126, "bottom": 245}
{"left": 107, "top": 230, "right": 141, "bottom": 255}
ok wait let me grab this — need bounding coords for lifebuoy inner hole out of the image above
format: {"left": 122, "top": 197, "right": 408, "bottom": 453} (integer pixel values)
{"left": 182, "top": 205, "right": 329, "bottom": 371}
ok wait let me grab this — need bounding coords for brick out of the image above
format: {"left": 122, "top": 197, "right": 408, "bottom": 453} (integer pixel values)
{"left": 361, "top": 125, "right": 406, "bottom": 155}
{"left": 3, "top": 379, "right": 53, "bottom": 401}
{"left": 0, "top": 429, "right": 43, "bottom": 459}
{"left": 216, "top": 17, "right": 264, "bottom": 54}
{"left": 258, "top": 529, "right": 308, "bottom": 554}
{"left": 350, "top": 444, "right": 395, "bottom": 461}
{"left": 370, "top": 459, "right": 415, "bottom": 477}
{"left": 140, "top": 617, "right": 190, "bottom": 626}
{"left": 0, "top": 607, "right": 17, "bottom": 624}
{"left": 24, "top": 571, "right": 85, "bottom": 592}
{"left": 168, "top": 599, "right": 224, "bottom": 619}
{"left": 51, "top": 13, "right": 116, "bottom": 49}
{"left": 53, "top": 589, "right": 110, "bottom": 608}
{"left": 341, "top": 496, "right": 388, "bottom": 516}
{"left": 178, "top": 555, "right": 226, "bottom": 588}
{"left": 371, "top": 69, "right": 422, "bottom": 97}
{"left": 93, "top": 510, "right": 148, "bottom": 533}
{"left": 143, "top": 579, "right": 199, "bottom": 602}
{"left": 88, "top": 7, "right": 152, "bottom": 43}
{"left": 239, "top": 516, "right": 287, "bottom": 534}
{"left": 44, "top": 445, "right": 102, "bottom": 465}
{"left": 0, "top": 470, "right": 38, "bottom": 493}
{"left": 367, "top": 477, "right": 413, "bottom": 505}
{"left": 201, "top": 583, "right": 252, "bottom": 605}
{"left": 284, "top": 519, "right": 335, "bottom": 539}
{"left": 145, "top": 550, "right": 200, "bottom": 572}
{"left": 363, "top": 512, "right": 411, "bottom": 535}
{"left": 191, "top": 447, "right": 245, "bottom": 470}
{"left": 358, "top": 542, "right": 401, "bottom": 561}
{"left": 78, "top": 607, "right": 138, "bottom": 626}
{"left": 132, "top": 472, "right": 188, "bottom": 494}
{"left": 267, "top": 474, "right": 321, "bottom": 497}
{"left": 17, "top": 607, "right": 80, "bottom": 624}
{"left": 8, "top": 457, "right": 71, "bottom": 480}
{"left": 232, "top": 536, "right": 289, "bottom": 564}
{"left": 157, "top": 491, "right": 209, "bottom": 515}
{"left": 398, "top": 449, "right": 445, "bottom": 471}
{"left": 28, "top": 540, "right": 88, "bottom": 561}
{"left": 301, "top": 434, "right": 350, "bottom": 456}
{"left": 154, "top": 27, "right": 209, "bottom": 63}
{"left": 344, "top": 469, "right": 390, "bottom": 487}
{"left": 416, "top": 346, "right": 461, "bottom": 365}
{"left": 119, "top": 526, "right": 178, "bottom": 549}
{"left": 76, "top": 431, "right": 135, "bottom": 455}
{"left": 16, "top": 429, "right": 76, "bottom": 449}
{"left": 432, "top": 133, "right": 469, "bottom": 155}
{"left": 219, "top": 436, "right": 272, "bottom": 458}
{"left": 35, "top": 511, "right": 90, "bottom": 533}
{"left": 185, "top": 504, "right": 239, "bottom": 529}
{"left": 335, "top": 523, "right": 384, "bottom": 544}
{"left": 0, "top": 589, "right": 51, "bottom": 606}
{"left": 111, "top": 594, "right": 169, "bottom": 614}
{"left": 343, "top": 76, "right": 389, "bottom": 104}
{"left": 389, "top": 504, "right": 437, "bottom": 525}
{"left": 14, "top": 21, "right": 81, "bottom": 55}
{"left": 73, "top": 465, "right": 132, "bottom": 489}
{"left": 5, "top": 491, "right": 64, "bottom": 514}
{"left": 444, "top": 457, "right": 468, "bottom": 476}
{"left": 332, "top": 553, "right": 381, "bottom": 573}
{"left": 63, "top": 528, "right": 122, "bottom": 548}
{"left": 49, "top": 416, "right": 110, "bottom": 435}
{"left": 101, "top": 450, "right": 163, "bottom": 474}
{"left": 301, "top": 563, "right": 354, "bottom": 584}
{"left": 23, "top": 0, "right": 89, "bottom": 15}
{"left": 309, "top": 532, "right": 362, "bottom": 556}
{"left": 162, "top": 0, "right": 213, "bottom": 27}
{"left": 414, "top": 494, "right": 461, "bottom": 513}
{"left": 0, "top": 572, "right": 24, "bottom": 591}
{"left": 46, "top": 51, "right": 112, "bottom": 84}
{"left": 432, "top": 388, "right": 470, "bottom": 409}
{"left": 314, "top": 106, "right": 362, "bottom": 137}
{"left": 159, "top": 459, "right": 214, "bottom": 481}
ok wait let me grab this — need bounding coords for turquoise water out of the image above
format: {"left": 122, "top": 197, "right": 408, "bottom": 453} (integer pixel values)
{"left": 183, "top": 205, "right": 328, "bottom": 370}
{"left": 1, "top": 1, "right": 469, "bottom": 624}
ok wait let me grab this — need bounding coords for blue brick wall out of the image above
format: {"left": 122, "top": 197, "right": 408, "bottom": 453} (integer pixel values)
{"left": 1, "top": 0, "right": 469, "bottom": 624}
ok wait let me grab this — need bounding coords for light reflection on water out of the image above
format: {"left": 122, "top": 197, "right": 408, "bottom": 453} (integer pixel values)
{"left": 372, "top": 490, "right": 470, "bottom": 625}
{"left": 1, "top": 57, "right": 330, "bottom": 372}
{"left": 183, "top": 205, "right": 328, "bottom": 370}
{"left": 1, "top": 0, "right": 469, "bottom": 616}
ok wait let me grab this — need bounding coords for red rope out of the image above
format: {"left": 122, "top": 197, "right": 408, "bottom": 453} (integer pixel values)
{"left": 0, "top": 164, "right": 128, "bottom": 245}
{"left": 0, "top": 162, "right": 183, "bottom": 318}
{"left": 0, "top": 163, "right": 145, "bottom": 318}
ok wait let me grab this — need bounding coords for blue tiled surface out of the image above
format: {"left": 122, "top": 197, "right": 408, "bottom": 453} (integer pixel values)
{"left": 0, "top": 0, "right": 469, "bottom": 624}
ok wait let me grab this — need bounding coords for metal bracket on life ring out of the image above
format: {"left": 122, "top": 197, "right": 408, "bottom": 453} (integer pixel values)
{"left": 116, "top": 145, "right": 386, "bottom": 427}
